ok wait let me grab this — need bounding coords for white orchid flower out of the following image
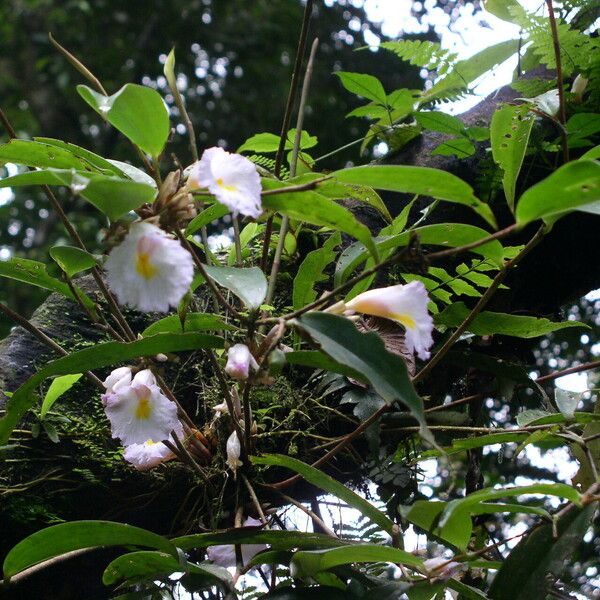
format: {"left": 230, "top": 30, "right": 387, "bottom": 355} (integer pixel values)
{"left": 224, "top": 343, "right": 259, "bottom": 381}
{"left": 103, "top": 370, "right": 181, "bottom": 446}
{"left": 105, "top": 221, "right": 194, "bottom": 313}
{"left": 123, "top": 437, "right": 177, "bottom": 471}
{"left": 345, "top": 281, "right": 434, "bottom": 360}
{"left": 188, "top": 147, "right": 262, "bottom": 219}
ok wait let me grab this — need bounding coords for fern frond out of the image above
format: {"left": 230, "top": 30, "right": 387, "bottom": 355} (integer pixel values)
{"left": 380, "top": 40, "right": 458, "bottom": 75}
{"left": 511, "top": 77, "right": 557, "bottom": 98}
{"left": 510, "top": 4, "right": 599, "bottom": 76}
{"left": 248, "top": 154, "right": 290, "bottom": 179}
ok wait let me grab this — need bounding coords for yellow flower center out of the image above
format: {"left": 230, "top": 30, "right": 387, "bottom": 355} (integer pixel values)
{"left": 389, "top": 313, "right": 417, "bottom": 330}
{"left": 216, "top": 177, "right": 238, "bottom": 192}
{"left": 135, "top": 396, "right": 152, "bottom": 420}
{"left": 135, "top": 252, "right": 157, "bottom": 279}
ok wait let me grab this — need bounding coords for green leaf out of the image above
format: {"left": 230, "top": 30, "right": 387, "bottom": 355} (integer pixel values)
{"left": 438, "top": 484, "right": 581, "bottom": 550}
{"left": 432, "top": 138, "right": 476, "bottom": 158}
{"left": 142, "top": 313, "right": 235, "bottom": 336}
{"left": 581, "top": 145, "right": 600, "bottom": 160}
{"left": 238, "top": 130, "right": 318, "bottom": 154}
{"left": 484, "top": 0, "right": 520, "bottom": 23}
{"left": 0, "top": 139, "right": 107, "bottom": 171}
{"left": 335, "top": 223, "right": 504, "bottom": 288}
{"left": 0, "top": 169, "right": 157, "bottom": 221}
{"left": 107, "top": 159, "right": 157, "bottom": 187}
{"left": 445, "top": 579, "right": 489, "bottom": 600}
{"left": 201, "top": 265, "right": 267, "bottom": 310}
{"left": 516, "top": 160, "right": 600, "bottom": 225}
{"left": 173, "top": 529, "right": 347, "bottom": 552}
{"left": 49, "top": 246, "right": 97, "bottom": 277}
{"left": 424, "top": 40, "right": 520, "bottom": 101}
{"left": 103, "top": 551, "right": 232, "bottom": 588}
{"left": 285, "top": 350, "right": 366, "bottom": 382}
{"left": 0, "top": 256, "right": 93, "bottom": 308}
{"left": 262, "top": 190, "right": 378, "bottom": 259}
{"left": 252, "top": 454, "right": 395, "bottom": 534}
{"left": 415, "top": 111, "right": 466, "bottom": 136}
{"left": 435, "top": 302, "right": 588, "bottom": 338}
{"left": 0, "top": 332, "right": 223, "bottom": 444}
{"left": 293, "top": 233, "right": 340, "bottom": 310}
{"left": 2, "top": 520, "right": 177, "bottom": 581}
{"left": 294, "top": 312, "right": 432, "bottom": 444}
{"left": 227, "top": 222, "right": 263, "bottom": 266}
{"left": 77, "top": 83, "right": 170, "bottom": 157}
{"left": 40, "top": 373, "right": 83, "bottom": 419}
{"left": 33, "top": 137, "right": 127, "bottom": 176}
{"left": 332, "top": 166, "right": 496, "bottom": 228}
{"left": 291, "top": 544, "right": 423, "bottom": 578}
{"left": 335, "top": 72, "right": 387, "bottom": 105}
{"left": 490, "top": 104, "right": 535, "bottom": 211}
{"left": 185, "top": 203, "right": 229, "bottom": 236}
{"left": 488, "top": 505, "right": 595, "bottom": 600}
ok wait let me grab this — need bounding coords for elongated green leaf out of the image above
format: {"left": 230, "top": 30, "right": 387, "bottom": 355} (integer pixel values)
{"left": 0, "top": 332, "right": 223, "bottom": 444}
{"left": 335, "top": 72, "right": 387, "bottom": 105}
{"left": 103, "top": 551, "right": 232, "bottom": 588}
{"left": 49, "top": 246, "right": 97, "bottom": 277}
{"left": 185, "top": 202, "right": 229, "bottom": 236}
{"left": 333, "top": 166, "right": 496, "bottom": 228}
{"left": 285, "top": 350, "right": 366, "bottom": 382}
{"left": 291, "top": 544, "right": 423, "bottom": 578}
{"left": 262, "top": 190, "right": 378, "bottom": 259}
{"left": 33, "top": 137, "right": 126, "bottom": 176}
{"left": 436, "top": 302, "right": 588, "bottom": 338}
{"left": 202, "top": 264, "right": 267, "bottom": 310}
{"left": 516, "top": 160, "right": 600, "bottom": 225}
{"left": 0, "top": 139, "right": 103, "bottom": 171}
{"left": 491, "top": 104, "right": 535, "bottom": 211}
{"left": 0, "top": 256, "right": 77, "bottom": 298}
{"left": 424, "top": 40, "right": 520, "bottom": 101}
{"left": 438, "top": 484, "right": 581, "bottom": 550}
{"left": 252, "top": 454, "right": 395, "bottom": 535}
{"left": 77, "top": 84, "right": 170, "bottom": 157}
{"left": 293, "top": 233, "right": 340, "bottom": 310}
{"left": 174, "top": 529, "right": 347, "bottom": 552}
{"left": 2, "top": 520, "right": 177, "bottom": 581}
{"left": 445, "top": 579, "right": 489, "bottom": 600}
{"left": 142, "top": 313, "right": 235, "bottom": 336}
{"left": 40, "top": 373, "right": 83, "bottom": 418}
{"left": 415, "top": 111, "right": 466, "bottom": 136}
{"left": 581, "top": 145, "right": 600, "bottom": 160}
{"left": 294, "top": 313, "right": 432, "bottom": 443}
{"left": 489, "top": 505, "right": 595, "bottom": 600}
{"left": 0, "top": 169, "right": 157, "bottom": 221}
{"left": 335, "top": 223, "right": 504, "bottom": 288}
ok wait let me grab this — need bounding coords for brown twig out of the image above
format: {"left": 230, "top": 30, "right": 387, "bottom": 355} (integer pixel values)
{"left": 545, "top": 0, "right": 569, "bottom": 163}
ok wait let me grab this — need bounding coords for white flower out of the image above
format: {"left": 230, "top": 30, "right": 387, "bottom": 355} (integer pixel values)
{"left": 103, "top": 370, "right": 181, "bottom": 446}
{"left": 423, "top": 556, "right": 466, "bottom": 580}
{"left": 105, "top": 221, "right": 194, "bottom": 313}
{"left": 571, "top": 74, "right": 588, "bottom": 101}
{"left": 123, "top": 438, "right": 176, "bottom": 471}
{"left": 226, "top": 431, "right": 243, "bottom": 475}
{"left": 103, "top": 366, "right": 132, "bottom": 394}
{"left": 207, "top": 517, "right": 266, "bottom": 568}
{"left": 345, "top": 281, "right": 434, "bottom": 360}
{"left": 224, "top": 344, "right": 259, "bottom": 380}
{"left": 188, "top": 147, "right": 262, "bottom": 219}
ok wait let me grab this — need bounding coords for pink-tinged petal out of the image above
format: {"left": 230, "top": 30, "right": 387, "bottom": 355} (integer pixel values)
{"left": 132, "top": 369, "right": 157, "bottom": 388}
{"left": 103, "top": 366, "right": 132, "bottom": 394}
{"left": 105, "top": 222, "right": 194, "bottom": 313}
{"left": 123, "top": 439, "right": 176, "bottom": 471}
{"left": 224, "top": 344, "right": 259, "bottom": 380}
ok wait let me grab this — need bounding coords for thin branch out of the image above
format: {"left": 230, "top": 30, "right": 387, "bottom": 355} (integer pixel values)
{"left": 276, "top": 491, "right": 337, "bottom": 538}
{"left": 260, "top": 175, "right": 332, "bottom": 196}
{"left": 260, "top": 0, "right": 315, "bottom": 271}
{"left": 545, "top": 0, "right": 569, "bottom": 163}
{"left": 241, "top": 474, "right": 269, "bottom": 527}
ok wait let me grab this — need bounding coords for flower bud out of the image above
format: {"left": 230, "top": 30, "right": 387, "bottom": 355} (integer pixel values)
{"left": 226, "top": 431, "right": 243, "bottom": 476}
{"left": 103, "top": 366, "right": 132, "bottom": 394}
{"left": 225, "top": 344, "right": 259, "bottom": 380}
{"left": 571, "top": 74, "right": 588, "bottom": 102}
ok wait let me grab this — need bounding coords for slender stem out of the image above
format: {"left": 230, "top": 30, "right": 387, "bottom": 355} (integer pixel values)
{"left": 260, "top": 0, "right": 315, "bottom": 271}
{"left": 153, "top": 373, "right": 196, "bottom": 430}
{"left": 0, "top": 302, "right": 103, "bottom": 389}
{"left": 545, "top": 0, "right": 569, "bottom": 163}
{"left": 241, "top": 474, "right": 269, "bottom": 527}
{"left": 233, "top": 216, "right": 243, "bottom": 267}
{"left": 260, "top": 176, "right": 332, "bottom": 196}
{"left": 242, "top": 381, "right": 253, "bottom": 454}
{"left": 276, "top": 491, "right": 337, "bottom": 537}
{"left": 265, "top": 40, "right": 320, "bottom": 308}
{"left": 0, "top": 106, "right": 17, "bottom": 138}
